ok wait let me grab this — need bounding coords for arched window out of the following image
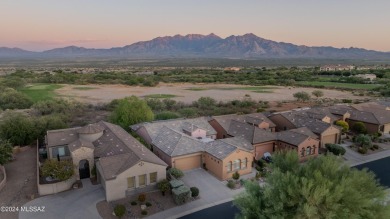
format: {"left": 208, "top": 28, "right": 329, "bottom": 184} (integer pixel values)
{"left": 312, "top": 146, "right": 316, "bottom": 154}
{"left": 301, "top": 148, "right": 305, "bottom": 157}
{"left": 227, "top": 161, "right": 232, "bottom": 172}
{"left": 306, "top": 146, "right": 311, "bottom": 155}
{"left": 233, "top": 159, "right": 241, "bottom": 170}
{"left": 242, "top": 158, "right": 248, "bottom": 169}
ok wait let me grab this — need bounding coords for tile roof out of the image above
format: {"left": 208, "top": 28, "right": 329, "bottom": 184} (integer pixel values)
{"left": 77, "top": 123, "right": 105, "bottom": 134}
{"left": 277, "top": 130, "right": 311, "bottom": 146}
{"left": 328, "top": 105, "right": 390, "bottom": 125}
{"left": 132, "top": 117, "right": 217, "bottom": 141}
{"left": 46, "top": 127, "right": 80, "bottom": 147}
{"left": 289, "top": 127, "right": 318, "bottom": 139}
{"left": 152, "top": 126, "right": 205, "bottom": 157}
{"left": 227, "top": 120, "right": 276, "bottom": 144}
{"left": 211, "top": 113, "right": 276, "bottom": 131}
{"left": 68, "top": 139, "right": 95, "bottom": 152}
{"left": 205, "top": 137, "right": 253, "bottom": 160}
{"left": 277, "top": 112, "right": 333, "bottom": 134}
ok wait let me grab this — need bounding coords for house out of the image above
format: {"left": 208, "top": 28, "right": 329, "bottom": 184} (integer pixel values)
{"left": 227, "top": 120, "right": 319, "bottom": 161}
{"left": 329, "top": 105, "right": 390, "bottom": 134}
{"left": 320, "top": 64, "right": 354, "bottom": 71}
{"left": 268, "top": 110, "right": 341, "bottom": 148}
{"left": 208, "top": 113, "right": 276, "bottom": 139}
{"left": 45, "top": 121, "right": 167, "bottom": 202}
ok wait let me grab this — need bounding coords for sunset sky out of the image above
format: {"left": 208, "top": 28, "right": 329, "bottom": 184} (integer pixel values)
{"left": 1, "top": 0, "right": 389, "bottom": 52}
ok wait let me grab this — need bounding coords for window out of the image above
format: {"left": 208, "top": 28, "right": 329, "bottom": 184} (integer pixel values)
{"left": 242, "top": 158, "right": 248, "bottom": 169}
{"left": 139, "top": 174, "right": 146, "bottom": 187}
{"left": 301, "top": 148, "right": 305, "bottom": 157}
{"left": 312, "top": 146, "right": 316, "bottom": 155}
{"left": 149, "top": 172, "right": 157, "bottom": 184}
{"left": 233, "top": 159, "right": 241, "bottom": 170}
{"left": 306, "top": 146, "right": 311, "bottom": 155}
{"left": 51, "top": 146, "right": 70, "bottom": 158}
{"left": 227, "top": 161, "right": 232, "bottom": 172}
{"left": 127, "top": 176, "right": 135, "bottom": 189}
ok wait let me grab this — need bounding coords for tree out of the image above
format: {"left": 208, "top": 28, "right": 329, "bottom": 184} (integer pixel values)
{"left": 110, "top": 96, "right": 154, "bottom": 130}
{"left": 312, "top": 90, "right": 324, "bottom": 98}
{"left": 352, "top": 122, "right": 367, "bottom": 134}
{"left": 0, "top": 87, "right": 33, "bottom": 110}
{"left": 194, "top": 97, "right": 216, "bottom": 109}
{"left": 33, "top": 114, "right": 68, "bottom": 141}
{"left": 0, "top": 139, "right": 13, "bottom": 165}
{"left": 293, "top": 91, "right": 310, "bottom": 102}
{"left": 355, "top": 134, "right": 372, "bottom": 149}
{"left": 157, "top": 179, "right": 170, "bottom": 196}
{"left": 0, "top": 112, "right": 35, "bottom": 146}
{"left": 335, "top": 120, "right": 349, "bottom": 133}
{"left": 232, "top": 171, "right": 240, "bottom": 181}
{"left": 41, "top": 160, "right": 74, "bottom": 181}
{"left": 234, "top": 151, "right": 390, "bottom": 219}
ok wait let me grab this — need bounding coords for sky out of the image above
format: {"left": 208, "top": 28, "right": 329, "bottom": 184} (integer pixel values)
{"left": 1, "top": 0, "right": 389, "bottom": 52}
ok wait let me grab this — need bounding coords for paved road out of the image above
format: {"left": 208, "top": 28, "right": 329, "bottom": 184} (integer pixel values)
{"left": 178, "top": 201, "right": 239, "bottom": 219}
{"left": 354, "top": 156, "right": 390, "bottom": 187}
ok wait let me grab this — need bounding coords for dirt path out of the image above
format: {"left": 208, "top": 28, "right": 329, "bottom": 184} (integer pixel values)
{"left": 0, "top": 146, "right": 38, "bottom": 219}
{"left": 56, "top": 83, "right": 366, "bottom": 104}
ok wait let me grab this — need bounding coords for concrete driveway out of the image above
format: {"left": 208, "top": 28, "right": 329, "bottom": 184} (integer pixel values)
{"left": 147, "top": 168, "right": 245, "bottom": 219}
{"left": 19, "top": 179, "right": 104, "bottom": 219}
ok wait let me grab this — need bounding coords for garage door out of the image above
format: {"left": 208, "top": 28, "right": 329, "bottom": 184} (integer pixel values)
{"left": 322, "top": 134, "right": 337, "bottom": 146}
{"left": 174, "top": 155, "right": 201, "bottom": 171}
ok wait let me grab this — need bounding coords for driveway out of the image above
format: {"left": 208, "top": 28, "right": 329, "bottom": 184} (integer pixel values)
{"left": 147, "top": 168, "right": 246, "bottom": 219}
{"left": 19, "top": 179, "right": 104, "bottom": 219}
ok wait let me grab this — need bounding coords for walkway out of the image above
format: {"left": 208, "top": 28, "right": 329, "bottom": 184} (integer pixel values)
{"left": 19, "top": 179, "right": 104, "bottom": 219}
{"left": 146, "top": 169, "right": 255, "bottom": 219}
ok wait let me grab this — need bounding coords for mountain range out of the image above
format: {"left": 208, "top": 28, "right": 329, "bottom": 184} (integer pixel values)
{"left": 1, "top": 33, "right": 389, "bottom": 59}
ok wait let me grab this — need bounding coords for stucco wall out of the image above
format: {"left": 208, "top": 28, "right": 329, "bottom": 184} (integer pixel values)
{"left": 254, "top": 141, "right": 275, "bottom": 160}
{"left": 153, "top": 146, "right": 173, "bottom": 166}
{"left": 135, "top": 127, "right": 153, "bottom": 145}
{"left": 190, "top": 129, "right": 207, "bottom": 139}
{"left": 79, "top": 132, "right": 103, "bottom": 142}
{"left": 103, "top": 161, "right": 166, "bottom": 202}
{"left": 172, "top": 152, "right": 203, "bottom": 170}
{"left": 222, "top": 149, "right": 253, "bottom": 180}
{"left": 320, "top": 126, "right": 341, "bottom": 147}
{"left": 208, "top": 120, "right": 227, "bottom": 139}
{"left": 297, "top": 138, "right": 320, "bottom": 161}
{"left": 203, "top": 153, "right": 223, "bottom": 180}
{"left": 0, "top": 165, "right": 6, "bottom": 192}
{"left": 269, "top": 114, "right": 296, "bottom": 131}
{"left": 70, "top": 147, "right": 94, "bottom": 180}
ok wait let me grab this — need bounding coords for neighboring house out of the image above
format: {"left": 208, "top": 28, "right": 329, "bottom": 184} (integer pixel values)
{"left": 268, "top": 110, "right": 340, "bottom": 148}
{"left": 208, "top": 113, "right": 276, "bottom": 139}
{"left": 45, "top": 121, "right": 167, "bottom": 202}
{"left": 354, "top": 74, "right": 376, "bottom": 81}
{"left": 320, "top": 64, "right": 354, "bottom": 71}
{"left": 227, "top": 120, "right": 319, "bottom": 161}
{"left": 329, "top": 105, "right": 390, "bottom": 134}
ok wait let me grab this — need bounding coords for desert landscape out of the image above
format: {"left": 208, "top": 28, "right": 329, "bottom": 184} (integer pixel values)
{"left": 55, "top": 83, "right": 366, "bottom": 104}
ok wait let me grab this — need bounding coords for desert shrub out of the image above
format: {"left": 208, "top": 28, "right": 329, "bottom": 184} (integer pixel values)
{"left": 255, "top": 171, "right": 261, "bottom": 180}
{"left": 138, "top": 193, "right": 146, "bottom": 202}
{"left": 358, "top": 147, "right": 368, "bottom": 154}
{"left": 145, "top": 202, "right": 152, "bottom": 207}
{"left": 157, "top": 179, "right": 170, "bottom": 196}
{"left": 352, "top": 122, "right": 367, "bottom": 134}
{"left": 130, "top": 201, "right": 137, "bottom": 206}
{"left": 325, "top": 144, "right": 346, "bottom": 156}
{"left": 190, "top": 187, "right": 199, "bottom": 197}
{"left": 255, "top": 166, "right": 262, "bottom": 171}
{"left": 335, "top": 120, "right": 349, "bottom": 133}
{"left": 227, "top": 180, "right": 235, "bottom": 189}
{"left": 373, "top": 144, "right": 379, "bottom": 150}
{"left": 232, "top": 171, "right": 240, "bottom": 181}
{"left": 168, "top": 168, "right": 184, "bottom": 179}
{"left": 114, "top": 204, "right": 126, "bottom": 218}
{"left": 0, "top": 139, "right": 13, "bottom": 165}
{"left": 141, "top": 210, "right": 148, "bottom": 215}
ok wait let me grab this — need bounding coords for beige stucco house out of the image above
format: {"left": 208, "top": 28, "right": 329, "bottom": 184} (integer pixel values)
{"left": 45, "top": 121, "right": 167, "bottom": 202}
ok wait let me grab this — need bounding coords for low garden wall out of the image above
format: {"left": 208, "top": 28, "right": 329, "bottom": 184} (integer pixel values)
{"left": 36, "top": 143, "right": 76, "bottom": 196}
{"left": 0, "top": 165, "right": 6, "bottom": 192}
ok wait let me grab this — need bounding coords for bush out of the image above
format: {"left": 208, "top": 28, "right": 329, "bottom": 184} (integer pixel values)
{"left": 358, "top": 147, "right": 367, "bottom": 154}
{"left": 155, "top": 111, "right": 180, "bottom": 120}
{"left": 325, "top": 144, "right": 346, "bottom": 156}
{"left": 41, "top": 160, "right": 74, "bottom": 181}
{"left": 255, "top": 166, "right": 262, "bottom": 171}
{"left": 227, "top": 180, "right": 235, "bottom": 189}
{"left": 257, "top": 159, "right": 265, "bottom": 168}
{"left": 168, "top": 168, "right": 184, "bottom": 179}
{"left": 138, "top": 193, "right": 146, "bottom": 202}
{"left": 373, "top": 144, "right": 379, "bottom": 150}
{"left": 190, "top": 187, "right": 199, "bottom": 198}
{"left": 141, "top": 210, "right": 148, "bottom": 215}
{"left": 130, "top": 201, "right": 137, "bottom": 206}
{"left": 157, "top": 179, "right": 170, "bottom": 196}
{"left": 114, "top": 204, "right": 126, "bottom": 218}
{"left": 255, "top": 171, "right": 261, "bottom": 180}
{"left": 0, "top": 139, "right": 13, "bottom": 165}
{"left": 232, "top": 171, "right": 240, "bottom": 181}
{"left": 145, "top": 202, "right": 152, "bottom": 207}
{"left": 335, "top": 120, "right": 349, "bottom": 133}
{"left": 351, "top": 122, "right": 367, "bottom": 134}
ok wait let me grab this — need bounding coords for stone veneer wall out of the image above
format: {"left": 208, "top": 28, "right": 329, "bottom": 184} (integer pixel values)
{"left": 70, "top": 147, "right": 94, "bottom": 180}
{"left": 0, "top": 165, "right": 6, "bottom": 192}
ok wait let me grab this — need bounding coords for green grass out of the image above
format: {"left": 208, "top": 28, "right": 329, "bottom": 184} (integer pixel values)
{"left": 144, "top": 94, "right": 178, "bottom": 99}
{"left": 19, "top": 84, "right": 63, "bottom": 102}
{"left": 72, "top": 86, "right": 98, "bottom": 90}
{"left": 185, "top": 87, "right": 209, "bottom": 91}
{"left": 297, "top": 81, "right": 380, "bottom": 90}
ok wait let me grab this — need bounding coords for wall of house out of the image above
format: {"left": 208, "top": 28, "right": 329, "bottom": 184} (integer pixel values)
{"left": 172, "top": 152, "right": 203, "bottom": 170}
{"left": 297, "top": 138, "right": 320, "bottom": 162}
{"left": 152, "top": 146, "right": 173, "bottom": 166}
{"left": 348, "top": 120, "right": 379, "bottom": 134}
{"left": 258, "top": 122, "right": 270, "bottom": 130}
{"left": 383, "top": 123, "right": 390, "bottom": 134}
{"left": 208, "top": 120, "right": 227, "bottom": 139}
{"left": 222, "top": 149, "right": 253, "bottom": 180}
{"left": 268, "top": 114, "right": 296, "bottom": 131}
{"left": 253, "top": 141, "right": 275, "bottom": 160}
{"left": 190, "top": 129, "right": 207, "bottom": 139}
{"left": 135, "top": 127, "right": 153, "bottom": 145}
{"left": 104, "top": 161, "right": 166, "bottom": 202}
{"left": 70, "top": 147, "right": 94, "bottom": 180}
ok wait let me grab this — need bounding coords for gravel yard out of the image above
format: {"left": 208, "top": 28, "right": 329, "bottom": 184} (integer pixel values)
{"left": 0, "top": 146, "right": 38, "bottom": 219}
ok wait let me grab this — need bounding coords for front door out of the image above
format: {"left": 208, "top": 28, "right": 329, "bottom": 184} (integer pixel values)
{"left": 79, "top": 160, "right": 90, "bottom": 179}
